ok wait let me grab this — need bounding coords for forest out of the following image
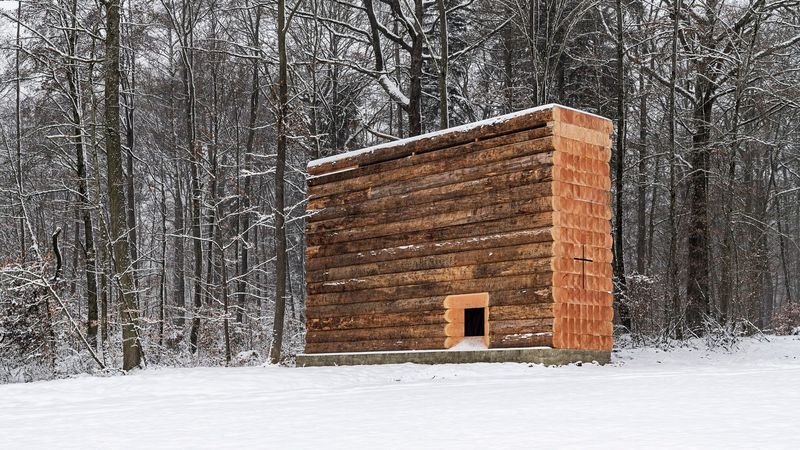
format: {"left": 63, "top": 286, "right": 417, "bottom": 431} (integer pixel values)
{"left": 0, "top": 0, "right": 799, "bottom": 380}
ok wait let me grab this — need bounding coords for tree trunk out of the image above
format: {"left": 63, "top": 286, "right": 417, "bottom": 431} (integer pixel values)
{"left": 65, "top": 0, "right": 99, "bottom": 347}
{"left": 220, "top": 239, "right": 232, "bottom": 365}
{"left": 408, "top": 0, "right": 424, "bottom": 135}
{"left": 776, "top": 186, "right": 792, "bottom": 305}
{"left": 238, "top": 6, "right": 260, "bottom": 323}
{"left": 15, "top": 0, "right": 25, "bottom": 261}
{"left": 270, "top": 0, "right": 290, "bottom": 365}
{"left": 666, "top": 0, "right": 682, "bottom": 339}
{"left": 159, "top": 164, "right": 167, "bottom": 349}
{"left": 613, "top": 0, "right": 630, "bottom": 330}
{"left": 437, "top": 0, "right": 449, "bottom": 129}
{"left": 720, "top": 82, "right": 742, "bottom": 323}
{"left": 635, "top": 70, "right": 648, "bottom": 275}
{"left": 168, "top": 25, "right": 186, "bottom": 327}
{"left": 393, "top": 17, "right": 403, "bottom": 138}
{"left": 124, "top": 71, "right": 139, "bottom": 296}
{"left": 686, "top": 86, "right": 712, "bottom": 332}
{"left": 178, "top": 0, "right": 204, "bottom": 353}
{"left": 105, "top": 0, "right": 141, "bottom": 371}
{"left": 502, "top": 27, "right": 514, "bottom": 113}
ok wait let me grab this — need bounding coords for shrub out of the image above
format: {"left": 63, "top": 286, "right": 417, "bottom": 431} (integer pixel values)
{"left": 773, "top": 303, "right": 800, "bottom": 335}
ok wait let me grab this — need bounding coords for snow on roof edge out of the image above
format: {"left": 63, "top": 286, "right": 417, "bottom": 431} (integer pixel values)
{"left": 307, "top": 103, "right": 610, "bottom": 169}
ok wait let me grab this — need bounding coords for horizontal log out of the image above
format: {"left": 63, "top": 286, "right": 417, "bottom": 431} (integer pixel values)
{"left": 552, "top": 196, "right": 611, "bottom": 220}
{"left": 553, "top": 166, "right": 611, "bottom": 191}
{"left": 552, "top": 272, "right": 612, "bottom": 292}
{"left": 309, "top": 164, "right": 553, "bottom": 222}
{"left": 553, "top": 147, "right": 610, "bottom": 176}
{"left": 307, "top": 213, "right": 553, "bottom": 261}
{"left": 309, "top": 179, "right": 553, "bottom": 235}
{"left": 553, "top": 106, "right": 613, "bottom": 135}
{"left": 552, "top": 212, "right": 611, "bottom": 236}
{"left": 309, "top": 259, "right": 553, "bottom": 295}
{"left": 304, "top": 338, "right": 446, "bottom": 354}
{"left": 307, "top": 272, "right": 553, "bottom": 306}
{"left": 307, "top": 142, "right": 553, "bottom": 214}
{"left": 308, "top": 240, "right": 553, "bottom": 283}
{"left": 552, "top": 287, "right": 613, "bottom": 307}
{"left": 553, "top": 243, "right": 613, "bottom": 262}
{"left": 308, "top": 133, "right": 554, "bottom": 202}
{"left": 307, "top": 196, "right": 555, "bottom": 246}
{"left": 486, "top": 288, "right": 554, "bottom": 307}
{"left": 443, "top": 292, "right": 489, "bottom": 310}
{"left": 553, "top": 317, "right": 614, "bottom": 336}
{"left": 309, "top": 128, "right": 548, "bottom": 189}
{"left": 553, "top": 304, "right": 614, "bottom": 323}
{"left": 552, "top": 257, "right": 613, "bottom": 278}
{"left": 307, "top": 310, "right": 446, "bottom": 332}
{"left": 489, "top": 333, "right": 553, "bottom": 349}
{"left": 490, "top": 318, "right": 554, "bottom": 335}
{"left": 310, "top": 134, "right": 553, "bottom": 199}
{"left": 552, "top": 228, "right": 612, "bottom": 248}
{"left": 307, "top": 108, "right": 554, "bottom": 176}
{"left": 444, "top": 322, "right": 465, "bottom": 337}
{"left": 305, "top": 288, "right": 554, "bottom": 319}
{"left": 553, "top": 122, "right": 612, "bottom": 150}
{"left": 306, "top": 297, "right": 446, "bottom": 319}
{"left": 552, "top": 180, "right": 609, "bottom": 205}
{"left": 553, "top": 332, "right": 613, "bottom": 352}
{"left": 489, "top": 304, "right": 554, "bottom": 321}
{"left": 305, "top": 324, "right": 446, "bottom": 343}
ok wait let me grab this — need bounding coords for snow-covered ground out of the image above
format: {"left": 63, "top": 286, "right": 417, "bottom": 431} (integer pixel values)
{"left": 2, "top": 336, "right": 799, "bottom": 449}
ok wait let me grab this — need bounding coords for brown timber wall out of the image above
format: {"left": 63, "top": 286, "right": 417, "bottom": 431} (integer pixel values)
{"left": 304, "top": 105, "right": 613, "bottom": 354}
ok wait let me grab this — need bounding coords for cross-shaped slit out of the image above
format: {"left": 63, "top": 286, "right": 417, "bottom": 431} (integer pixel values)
{"left": 573, "top": 244, "right": 593, "bottom": 289}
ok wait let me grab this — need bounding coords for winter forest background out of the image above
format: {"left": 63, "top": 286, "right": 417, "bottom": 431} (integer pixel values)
{"left": 0, "top": 0, "right": 799, "bottom": 382}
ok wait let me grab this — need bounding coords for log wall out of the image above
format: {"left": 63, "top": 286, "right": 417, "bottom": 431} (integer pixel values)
{"left": 304, "top": 104, "right": 613, "bottom": 354}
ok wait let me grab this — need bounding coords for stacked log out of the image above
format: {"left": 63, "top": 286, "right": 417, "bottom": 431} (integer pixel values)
{"left": 549, "top": 107, "right": 614, "bottom": 351}
{"left": 305, "top": 104, "right": 613, "bottom": 354}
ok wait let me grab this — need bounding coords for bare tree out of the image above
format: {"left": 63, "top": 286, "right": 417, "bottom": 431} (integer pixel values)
{"left": 105, "top": 0, "right": 141, "bottom": 370}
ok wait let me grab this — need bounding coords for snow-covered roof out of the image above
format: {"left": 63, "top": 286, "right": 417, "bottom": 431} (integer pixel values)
{"left": 308, "top": 103, "right": 610, "bottom": 172}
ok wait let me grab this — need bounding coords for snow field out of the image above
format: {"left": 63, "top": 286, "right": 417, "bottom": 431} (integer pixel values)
{"left": 1, "top": 336, "right": 798, "bottom": 449}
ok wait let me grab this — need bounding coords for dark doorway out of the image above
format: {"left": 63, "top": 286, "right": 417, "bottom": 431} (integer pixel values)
{"left": 464, "top": 308, "right": 485, "bottom": 337}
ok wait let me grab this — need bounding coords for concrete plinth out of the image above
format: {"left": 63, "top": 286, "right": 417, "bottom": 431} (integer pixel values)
{"left": 296, "top": 347, "right": 610, "bottom": 367}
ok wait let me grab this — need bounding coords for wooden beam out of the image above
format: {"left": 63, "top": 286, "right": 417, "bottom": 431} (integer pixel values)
{"left": 307, "top": 108, "right": 554, "bottom": 176}
{"left": 309, "top": 127, "right": 551, "bottom": 188}
{"left": 307, "top": 272, "right": 553, "bottom": 306}
{"left": 308, "top": 240, "right": 553, "bottom": 283}
{"left": 309, "top": 165, "right": 553, "bottom": 222}
{"left": 308, "top": 259, "right": 553, "bottom": 295}
{"left": 307, "top": 214, "right": 553, "bottom": 261}
{"left": 307, "top": 197, "right": 555, "bottom": 246}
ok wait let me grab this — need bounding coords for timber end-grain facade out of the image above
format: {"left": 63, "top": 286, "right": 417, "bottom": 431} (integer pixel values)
{"left": 302, "top": 104, "right": 613, "bottom": 361}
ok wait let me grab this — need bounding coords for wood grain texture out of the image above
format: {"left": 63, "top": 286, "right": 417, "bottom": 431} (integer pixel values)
{"left": 307, "top": 196, "right": 555, "bottom": 246}
{"left": 308, "top": 130, "right": 554, "bottom": 197}
{"left": 307, "top": 108, "right": 554, "bottom": 176}
{"left": 306, "top": 324, "right": 446, "bottom": 343}
{"left": 306, "top": 272, "right": 554, "bottom": 307}
{"left": 307, "top": 214, "right": 554, "bottom": 260}
{"left": 309, "top": 164, "right": 553, "bottom": 222}
{"left": 308, "top": 127, "right": 551, "bottom": 189}
{"left": 308, "top": 242, "right": 553, "bottom": 284}
{"left": 308, "top": 179, "right": 554, "bottom": 234}
{"left": 304, "top": 338, "right": 447, "bottom": 354}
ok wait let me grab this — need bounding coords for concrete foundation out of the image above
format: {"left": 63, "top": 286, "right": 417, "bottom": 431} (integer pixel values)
{"left": 296, "top": 347, "right": 611, "bottom": 367}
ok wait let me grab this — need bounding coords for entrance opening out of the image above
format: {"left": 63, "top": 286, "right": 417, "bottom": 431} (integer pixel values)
{"left": 464, "top": 308, "right": 485, "bottom": 336}
{"left": 443, "top": 292, "right": 490, "bottom": 349}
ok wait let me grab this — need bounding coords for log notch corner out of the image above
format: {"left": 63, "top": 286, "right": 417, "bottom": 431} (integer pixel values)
{"left": 304, "top": 104, "right": 613, "bottom": 357}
